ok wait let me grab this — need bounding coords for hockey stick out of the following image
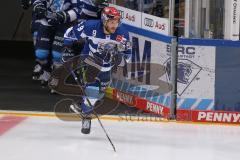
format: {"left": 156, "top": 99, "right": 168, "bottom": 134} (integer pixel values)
{"left": 12, "top": 12, "right": 25, "bottom": 40}
{"left": 63, "top": 58, "right": 117, "bottom": 152}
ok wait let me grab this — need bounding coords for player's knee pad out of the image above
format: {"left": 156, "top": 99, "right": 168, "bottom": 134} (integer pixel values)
{"left": 52, "top": 51, "right": 63, "bottom": 69}
{"left": 52, "top": 51, "right": 62, "bottom": 62}
{"left": 35, "top": 49, "right": 49, "bottom": 60}
{"left": 84, "top": 86, "right": 104, "bottom": 107}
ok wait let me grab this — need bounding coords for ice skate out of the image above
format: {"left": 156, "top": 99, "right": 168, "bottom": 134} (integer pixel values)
{"left": 81, "top": 117, "right": 91, "bottom": 134}
{"left": 32, "top": 63, "right": 43, "bottom": 81}
{"left": 69, "top": 100, "right": 93, "bottom": 134}
{"left": 39, "top": 70, "right": 51, "bottom": 88}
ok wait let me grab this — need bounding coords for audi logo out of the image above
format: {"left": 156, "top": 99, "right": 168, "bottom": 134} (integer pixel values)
{"left": 144, "top": 18, "right": 154, "bottom": 27}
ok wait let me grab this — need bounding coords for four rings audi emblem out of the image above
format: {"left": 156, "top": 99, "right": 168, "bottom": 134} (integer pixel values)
{"left": 144, "top": 18, "right": 154, "bottom": 27}
{"left": 118, "top": 10, "right": 124, "bottom": 19}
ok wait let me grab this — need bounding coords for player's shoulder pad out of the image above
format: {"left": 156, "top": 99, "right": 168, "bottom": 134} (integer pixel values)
{"left": 116, "top": 24, "right": 129, "bottom": 35}
{"left": 84, "top": 20, "right": 102, "bottom": 30}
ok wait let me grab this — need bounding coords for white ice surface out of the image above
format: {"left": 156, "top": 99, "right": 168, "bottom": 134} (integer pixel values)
{"left": 0, "top": 116, "right": 240, "bottom": 160}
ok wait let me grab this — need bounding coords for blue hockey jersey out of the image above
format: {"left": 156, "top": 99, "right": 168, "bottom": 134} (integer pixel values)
{"left": 33, "top": 0, "right": 82, "bottom": 26}
{"left": 64, "top": 20, "right": 131, "bottom": 69}
{"left": 79, "top": 0, "right": 100, "bottom": 18}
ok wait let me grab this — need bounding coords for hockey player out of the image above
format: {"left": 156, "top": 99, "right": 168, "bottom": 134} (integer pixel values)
{"left": 20, "top": 0, "right": 41, "bottom": 79}
{"left": 20, "top": 0, "right": 41, "bottom": 43}
{"left": 61, "top": 0, "right": 109, "bottom": 62}
{"left": 32, "top": 0, "right": 109, "bottom": 87}
{"left": 63, "top": 6, "right": 132, "bottom": 134}
{"left": 79, "top": 0, "right": 109, "bottom": 19}
{"left": 31, "top": 0, "right": 83, "bottom": 86}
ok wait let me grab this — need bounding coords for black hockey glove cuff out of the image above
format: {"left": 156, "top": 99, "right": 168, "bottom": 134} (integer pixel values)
{"left": 20, "top": 0, "right": 31, "bottom": 10}
{"left": 71, "top": 39, "right": 86, "bottom": 54}
{"left": 48, "top": 11, "right": 70, "bottom": 26}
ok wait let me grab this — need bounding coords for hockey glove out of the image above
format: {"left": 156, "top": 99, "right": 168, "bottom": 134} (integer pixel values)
{"left": 98, "top": 42, "right": 118, "bottom": 63}
{"left": 33, "top": 3, "right": 47, "bottom": 19}
{"left": 20, "top": 0, "right": 31, "bottom": 10}
{"left": 48, "top": 11, "right": 70, "bottom": 26}
{"left": 71, "top": 39, "right": 86, "bottom": 54}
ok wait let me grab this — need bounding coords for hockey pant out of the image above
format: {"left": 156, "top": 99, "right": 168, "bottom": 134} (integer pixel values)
{"left": 35, "top": 24, "right": 68, "bottom": 71}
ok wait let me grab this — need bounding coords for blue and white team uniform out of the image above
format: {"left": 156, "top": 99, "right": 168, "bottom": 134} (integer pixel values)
{"left": 78, "top": 0, "right": 108, "bottom": 19}
{"left": 60, "top": 0, "right": 109, "bottom": 61}
{"left": 46, "top": 6, "right": 129, "bottom": 135}
{"left": 64, "top": 19, "right": 131, "bottom": 87}
{"left": 30, "top": 0, "right": 41, "bottom": 45}
{"left": 32, "top": 0, "right": 82, "bottom": 84}
{"left": 63, "top": 19, "right": 131, "bottom": 124}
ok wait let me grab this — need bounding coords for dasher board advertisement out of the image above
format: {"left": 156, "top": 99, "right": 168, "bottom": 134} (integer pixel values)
{"left": 224, "top": 0, "right": 240, "bottom": 40}
{"left": 109, "top": 4, "right": 141, "bottom": 28}
{"left": 174, "top": 44, "right": 216, "bottom": 110}
{"left": 112, "top": 28, "right": 216, "bottom": 111}
{"left": 110, "top": 4, "right": 169, "bottom": 36}
{"left": 141, "top": 13, "right": 169, "bottom": 35}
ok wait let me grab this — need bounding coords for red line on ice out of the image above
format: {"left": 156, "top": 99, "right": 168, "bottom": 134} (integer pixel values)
{"left": 0, "top": 116, "right": 27, "bottom": 136}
